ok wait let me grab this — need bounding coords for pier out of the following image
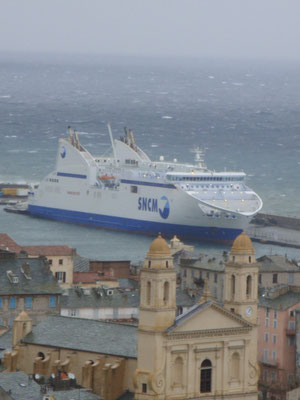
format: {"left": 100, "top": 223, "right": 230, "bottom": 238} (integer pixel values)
{"left": 246, "top": 213, "right": 300, "bottom": 249}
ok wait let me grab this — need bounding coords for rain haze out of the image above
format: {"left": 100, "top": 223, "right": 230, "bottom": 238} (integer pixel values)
{"left": 1, "top": 0, "right": 300, "bottom": 60}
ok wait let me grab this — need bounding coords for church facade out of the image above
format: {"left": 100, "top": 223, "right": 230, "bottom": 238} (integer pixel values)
{"left": 134, "top": 233, "right": 259, "bottom": 400}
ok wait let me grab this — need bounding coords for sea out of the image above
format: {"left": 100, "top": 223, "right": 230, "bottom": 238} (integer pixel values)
{"left": 0, "top": 52, "right": 300, "bottom": 262}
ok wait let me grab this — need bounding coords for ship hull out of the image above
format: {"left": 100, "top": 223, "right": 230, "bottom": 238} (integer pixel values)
{"left": 28, "top": 203, "right": 242, "bottom": 243}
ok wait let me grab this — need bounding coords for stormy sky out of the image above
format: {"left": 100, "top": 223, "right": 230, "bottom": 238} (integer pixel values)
{"left": 1, "top": 0, "right": 300, "bottom": 60}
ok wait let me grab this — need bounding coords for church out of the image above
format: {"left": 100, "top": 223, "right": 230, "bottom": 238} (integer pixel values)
{"left": 134, "top": 232, "right": 259, "bottom": 399}
{"left": 4, "top": 232, "right": 259, "bottom": 400}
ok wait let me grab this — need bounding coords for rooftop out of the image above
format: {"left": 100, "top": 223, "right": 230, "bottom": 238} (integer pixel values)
{"left": 22, "top": 315, "right": 137, "bottom": 358}
{"left": 0, "top": 255, "right": 63, "bottom": 296}
{"left": 180, "top": 253, "right": 228, "bottom": 272}
{"left": 259, "top": 285, "right": 300, "bottom": 310}
{"left": 0, "top": 372, "right": 101, "bottom": 400}
{"left": 257, "top": 255, "right": 300, "bottom": 273}
{"left": 61, "top": 288, "right": 198, "bottom": 310}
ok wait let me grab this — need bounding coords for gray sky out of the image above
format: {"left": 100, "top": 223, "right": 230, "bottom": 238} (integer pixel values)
{"left": 1, "top": 0, "right": 300, "bottom": 60}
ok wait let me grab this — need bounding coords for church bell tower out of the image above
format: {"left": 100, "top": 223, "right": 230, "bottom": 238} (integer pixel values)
{"left": 224, "top": 232, "right": 258, "bottom": 324}
{"left": 135, "top": 234, "right": 177, "bottom": 399}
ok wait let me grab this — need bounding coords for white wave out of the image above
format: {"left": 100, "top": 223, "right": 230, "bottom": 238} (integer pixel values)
{"left": 5, "top": 135, "right": 17, "bottom": 138}
{"left": 232, "top": 82, "right": 244, "bottom": 86}
{"left": 162, "top": 116, "right": 172, "bottom": 119}
{"left": 28, "top": 150, "right": 38, "bottom": 153}
{"left": 151, "top": 144, "right": 159, "bottom": 147}
{"left": 208, "top": 76, "right": 215, "bottom": 79}
{"left": 158, "top": 91, "right": 168, "bottom": 95}
{"left": 0, "top": 95, "right": 11, "bottom": 98}
{"left": 7, "top": 149, "right": 22, "bottom": 153}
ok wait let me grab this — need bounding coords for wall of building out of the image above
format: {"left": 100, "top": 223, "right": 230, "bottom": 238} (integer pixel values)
{"left": 0, "top": 295, "right": 60, "bottom": 327}
{"left": 60, "top": 306, "right": 139, "bottom": 320}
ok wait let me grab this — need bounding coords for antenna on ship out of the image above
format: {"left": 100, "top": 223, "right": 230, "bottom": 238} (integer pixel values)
{"left": 107, "top": 123, "right": 117, "bottom": 164}
{"left": 191, "top": 147, "right": 207, "bottom": 170}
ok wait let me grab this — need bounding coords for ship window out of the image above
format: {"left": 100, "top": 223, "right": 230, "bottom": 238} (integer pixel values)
{"left": 131, "top": 185, "right": 138, "bottom": 193}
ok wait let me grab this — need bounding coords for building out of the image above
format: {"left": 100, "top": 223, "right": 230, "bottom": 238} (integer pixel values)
{"left": 134, "top": 232, "right": 259, "bottom": 400}
{"left": 0, "top": 371, "right": 102, "bottom": 400}
{"left": 4, "top": 312, "right": 137, "bottom": 400}
{"left": 0, "top": 251, "right": 62, "bottom": 326}
{"left": 3, "top": 232, "right": 259, "bottom": 400}
{"left": 60, "top": 287, "right": 198, "bottom": 321}
{"left": 180, "top": 252, "right": 228, "bottom": 301}
{"left": 0, "top": 233, "right": 77, "bottom": 288}
{"left": 258, "top": 285, "right": 300, "bottom": 400}
{"left": 180, "top": 252, "right": 300, "bottom": 303}
{"left": 257, "top": 255, "right": 300, "bottom": 289}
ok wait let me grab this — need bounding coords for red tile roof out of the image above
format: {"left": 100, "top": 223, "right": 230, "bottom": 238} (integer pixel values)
{"left": 0, "top": 234, "right": 22, "bottom": 253}
{"left": 0, "top": 234, "right": 74, "bottom": 256}
{"left": 22, "top": 245, "right": 74, "bottom": 256}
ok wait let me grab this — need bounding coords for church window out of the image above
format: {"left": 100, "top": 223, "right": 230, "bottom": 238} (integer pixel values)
{"left": 166, "top": 261, "right": 169, "bottom": 268}
{"left": 231, "top": 352, "right": 240, "bottom": 380}
{"left": 146, "top": 282, "right": 151, "bottom": 305}
{"left": 148, "top": 261, "right": 151, "bottom": 268}
{"left": 173, "top": 357, "right": 183, "bottom": 385}
{"left": 200, "top": 359, "right": 212, "bottom": 393}
{"left": 142, "top": 383, "right": 147, "bottom": 393}
{"left": 231, "top": 275, "right": 235, "bottom": 299}
{"left": 246, "top": 275, "right": 252, "bottom": 298}
{"left": 249, "top": 256, "right": 252, "bottom": 263}
{"left": 233, "top": 256, "right": 235, "bottom": 263}
{"left": 163, "top": 281, "right": 169, "bottom": 304}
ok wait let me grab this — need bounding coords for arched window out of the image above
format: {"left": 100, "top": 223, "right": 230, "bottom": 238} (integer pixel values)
{"left": 231, "top": 275, "right": 235, "bottom": 299}
{"left": 148, "top": 261, "right": 151, "bottom": 268}
{"left": 166, "top": 261, "right": 169, "bottom": 268}
{"left": 163, "top": 281, "right": 169, "bottom": 304}
{"left": 173, "top": 357, "right": 183, "bottom": 385}
{"left": 233, "top": 255, "right": 235, "bottom": 263}
{"left": 249, "top": 256, "right": 252, "bottom": 263}
{"left": 246, "top": 275, "right": 252, "bottom": 298}
{"left": 146, "top": 281, "right": 151, "bottom": 305}
{"left": 200, "top": 359, "right": 212, "bottom": 393}
{"left": 231, "top": 352, "right": 240, "bottom": 380}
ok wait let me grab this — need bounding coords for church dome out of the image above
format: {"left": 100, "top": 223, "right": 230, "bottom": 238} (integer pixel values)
{"left": 230, "top": 232, "right": 255, "bottom": 255}
{"left": 147, "top": 234, "right": 171, "bottom": 257}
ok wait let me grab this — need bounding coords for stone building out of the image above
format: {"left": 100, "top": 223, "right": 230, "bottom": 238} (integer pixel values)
{"left": 0, "top": 251, "right": 62, "bottom": 327}
{"left": 3, "top": 232, "right": 259, "bottom": 400}
{"left": 258, "top": 285, "right": 300, "bottom": 400}
{"left": 257, "top": 255, "right": 300, "bottom": 289}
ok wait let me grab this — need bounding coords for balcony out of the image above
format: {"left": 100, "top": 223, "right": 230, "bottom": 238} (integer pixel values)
{"left": 286, "top": 328, "right": 296, "bottom": 336}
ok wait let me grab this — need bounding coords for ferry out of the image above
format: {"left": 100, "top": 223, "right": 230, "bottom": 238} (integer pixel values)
{"left": 27, "top": 125, "right": 263, "bottom": 243}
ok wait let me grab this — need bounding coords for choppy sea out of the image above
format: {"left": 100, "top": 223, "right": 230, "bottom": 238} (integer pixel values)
{"left": 0, "top": 52, "right": 299, "bottom": 261}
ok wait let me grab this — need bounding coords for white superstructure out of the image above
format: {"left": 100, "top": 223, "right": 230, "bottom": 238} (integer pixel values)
{"left": 28, "top": 126, "right": 263, "bottom": 243}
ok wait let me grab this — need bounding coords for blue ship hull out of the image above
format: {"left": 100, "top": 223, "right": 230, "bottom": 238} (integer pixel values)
{"left": 28, "top": 204, "right": 242, "bottom": 243}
